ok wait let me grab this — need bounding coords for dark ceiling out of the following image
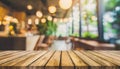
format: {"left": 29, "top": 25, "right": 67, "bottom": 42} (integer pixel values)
{"left": 0, "top": 0, "right": 78, "bottom": 18}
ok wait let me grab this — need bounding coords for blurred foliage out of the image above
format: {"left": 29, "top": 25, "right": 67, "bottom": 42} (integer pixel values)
{"left": 105, "top": 0, "right": 120, "bottom": 11}
{"left": 82, "top": 32, "right": 98, "bottom": 39}
{"left": 36, "top": 20, "right": 57, "bottom": 36}
{"left": 71, "top": 33, "right": 79, "bottom": 37}
{"left": 112, "top": 9, "right": 120, "bottom": 37}
{"left": 46, "top": 21, "right": 57, "bottom": 36}
{"left": 36, "top": 23, "right": 47, "bottom": 35}
{"left": 81, "top": 0, "right": 98, "bottom": 39}
{"left": 104, "top": 0, "right": 120, "bottom": 38}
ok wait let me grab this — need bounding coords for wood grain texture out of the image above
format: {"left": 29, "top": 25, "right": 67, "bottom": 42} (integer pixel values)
{"left": 30, "top": 51, "right": 55, "bottom": 69}
{"left": 0, "top": 51, "right": 31, "bottom": 64}
{"left": 88, "top": 51, "right": 120, "bottom": 66}
{"left": 45, "top": 51, "right": 61, "bottom": 69}
{"left": 0, "top": 51, "right": 119, "bottom": 69}
{"left": 61, "top": 51, "right": 74, "bottom": 69}
{"left": 0, "top": 51, "right": 18, "bottom": 57}
{"left": 1, "top": 51, "right": 46, "bottom": 66}
{"left": 68, "top": 51, "right": 87, "bottom": 69}
{"left": 74, "top": 51, "right": 101, "bottom": 69}
{"left": 80, "top": 51, "right": 117, "bottom": 69}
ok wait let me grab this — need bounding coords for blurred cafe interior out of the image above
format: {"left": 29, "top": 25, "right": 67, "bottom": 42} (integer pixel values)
{"left": 0, "top": 0, "right": 120, "bottom": 51}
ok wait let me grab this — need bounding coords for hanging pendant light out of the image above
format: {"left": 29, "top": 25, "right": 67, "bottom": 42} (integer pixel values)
{"left": 35, "top": 18, "right": 39, "bottom": 25}
{"left": 53, "top": 18, "right": 58, "bottom": 23}
{"left": 27, "top": 4, "right": 33, "bottom": 10}
{"left": 47, "top": 16, "right": 53, "bottom": 21}
{"left": 28, "top": 19, "right": 32, "bottom": 24}
{"left": 59, "top": 0, "right": 72, "bottom": 10}
{"left": 36, "top": 11, "right": 43, "bottom": 18}
{"left": 48, "top": 6, "right": 56, "bottom": 13}
{"left": 41, "top": 18, "right": 46, "bottom": 23}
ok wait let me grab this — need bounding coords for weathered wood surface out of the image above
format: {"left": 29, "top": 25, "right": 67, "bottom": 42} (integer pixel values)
{"left": 0, "top": 51, "right": 120, "bottom": 69}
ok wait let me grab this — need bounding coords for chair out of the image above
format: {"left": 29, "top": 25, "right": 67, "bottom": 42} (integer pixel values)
{"left": 34, "top": 35, "right": 49, "bottom": 50}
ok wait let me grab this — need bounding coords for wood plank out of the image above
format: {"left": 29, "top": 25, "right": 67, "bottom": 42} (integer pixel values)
{"left": 80, "top": 51, "right": 117, "bottom": 69}
{"left": 30, "top": 51, "right": 55, "bottom": 69}
{"left": 88, "top": 51, "right": 120, "bottom": 66}
{"left": 1, "top": 51, "right": 46, "bottom": 66}
{"left": 99, "top": 51, "right": 120, "bottom": 57}
{"left": 68, "top": 51, "right": 88, "bottom": 69}
{"left": 45, "top": 51, "right": 61, "bottom": 69}
{"left": 0, "top": 51, "right": 31, "bottom": 64}
{"left": 0, "top": 51, "right": 22, "bottom": 61}
{"left": 14, "top": 51, "right": 47, "bottom": 66}
{"left": 107, "top": 51, "right": 120, "bottom": 55}
{"left": 1, "top": 51, "right": 47, "bottom": 69}
{"left": 61, "top": 51, "right": 74, "bottom": 69}
{"left": 95, "top": 51, "right": 120, "bottom": 62}
{"left": 0, "top": 51, "right": 18, "bottom": 57}
{"left": 74, "top": 51, "right": 101, "bottom": 69}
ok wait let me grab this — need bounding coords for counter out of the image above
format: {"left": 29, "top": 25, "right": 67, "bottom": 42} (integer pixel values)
{"left": 0, "top": 35, "right": 40, "bottom": 50}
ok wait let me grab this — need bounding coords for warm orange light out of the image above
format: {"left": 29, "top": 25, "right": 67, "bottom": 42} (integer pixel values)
{"left": 48, "top": 6, "right": 56, "bottom": 13}
{"left": 63, "top": 18, "right": 69, "bottom": 22}
{"left": 4, "top": 16, "right": 13, "bottom": 21}
{"left": 53, "top": 18, "right": 58, "bottom": 23}
{"left": 10, "top": 30, "right": 15, "bottom": 35}
{"left": 28, "top": 19, "right": 32, "bottom": 24}
{"left": 60, "top": 19, "right": 63, "bottom": 22}
{"left": 27, "top": 5, "right": 33, "bottom": 10}
{"left": 41, "top": 18, "right": 46, "bottom": 23}
{"left": 36, "top": 11, "right": 43, "bottom": 18}
{"left": 3, "top": 21, "right": 9, "bottom": 25}
{"left": 59, "top": 0, "right": 72, "bottom": 10}
{"left": 11, "top": 18, "right": 19, "bottom": 23}
{"left": 35, "top": 18, "right": 39, "bottom": 25}
{"left": 0, "top": 21, "right": 1, "bottom": 25}
{"left": 47, "top": 16, "right": 52, "bottom": 21}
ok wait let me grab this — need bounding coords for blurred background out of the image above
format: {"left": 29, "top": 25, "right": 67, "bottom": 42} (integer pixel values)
{"left": 0, "top": 0, "right": 120, "bottom": 50}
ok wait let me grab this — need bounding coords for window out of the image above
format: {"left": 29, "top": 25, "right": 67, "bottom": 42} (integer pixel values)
{"left": 81, "top": 0, "right": 98, "bottom": 38}
{"left": 103, "top": 0, "right": 120, "bottom": 41}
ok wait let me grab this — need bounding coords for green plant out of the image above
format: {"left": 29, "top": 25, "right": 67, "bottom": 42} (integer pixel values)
{"left": 104, "top": 0, "right": 120, "bottom": 38}
{"left": 112, "top": 9, "right": 120, "bottom": 38}
{"left": 46, "top": 20, "right": 57, "bottom": 36}
{"left": 72, "top": 33, "right": 79, "bottom": 37}
{"left": 36, "top": 23, "right": 47, "bottom": 35}
{"left": 36, "top": 20, "right": 57, "bottom": 36}
{"left": 82, "top": 32, "right": 98, "bottom": 39}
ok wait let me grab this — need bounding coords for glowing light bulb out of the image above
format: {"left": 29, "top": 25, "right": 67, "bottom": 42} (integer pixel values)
{"left": 35, "top": 18, "right": 39, "bottom": 25}
{"left": 59, "top": 0, "right": 72, "bottom": 10}
{"left": 27, "top": 5, "right": 33, "bottom": 10}
{"left": 36, "top": 11, "right": 43, "bottom": 18}
{"left": 53, "top": 18, "right": 58, "bottom": 23}
{"left": 41, "top": 18, "right": 46, "bottom": 23}
{"left": 48, "top": 6, "right": 56, "bottom": 13}
{"left": 28, "top": 19, "right": 32, "bottom": 24}
{"left": 47, "top": 16, "right": 52, "bottom": 21}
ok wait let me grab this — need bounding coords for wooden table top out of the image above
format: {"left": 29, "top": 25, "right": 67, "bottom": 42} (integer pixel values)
{"left": 0, "top": 51, "right": 120, "bottom": 69}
